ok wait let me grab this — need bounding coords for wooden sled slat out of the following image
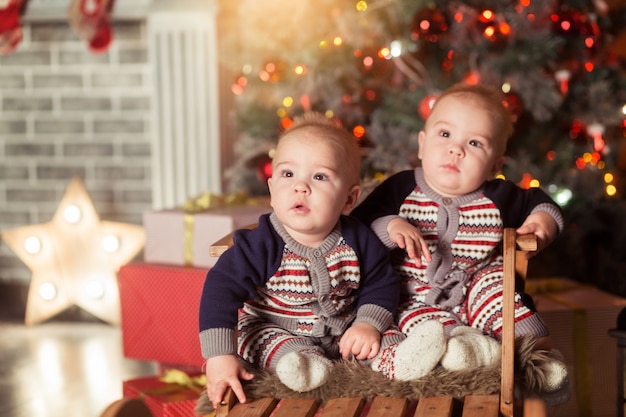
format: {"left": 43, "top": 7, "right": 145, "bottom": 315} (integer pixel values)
{"left": 413, "top": 396, "right": 454, "bottom": 417}
{"left": 271, "top": 398, "right": 319, "bottom": 417}
{"left": 367, "top": 396, "right": 408, "bottom": 417}
{"left": 224, "top": 397, "right": 277, "bottom": 417}
{"left": 318, "top": 397, "right": 364, "bottom": 417}
{"left": 462, "top": 395, "right": 499, "bottom": 417}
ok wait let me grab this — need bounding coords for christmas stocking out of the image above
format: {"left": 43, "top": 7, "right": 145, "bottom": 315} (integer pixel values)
{"left": 0, "top": 0, "right": 27, "bottom": 55}
{"left": 68, "top": 0, "right": 115, "bottom": 53}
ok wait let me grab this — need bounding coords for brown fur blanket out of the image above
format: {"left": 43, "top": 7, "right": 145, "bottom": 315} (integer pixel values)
{"left": 195, "top": 336, "right": 553, "bottom": 415}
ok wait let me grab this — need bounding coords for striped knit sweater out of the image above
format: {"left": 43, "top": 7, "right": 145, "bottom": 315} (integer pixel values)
{"left": 199, "top": 212, "right": 400, "bottom": 359}
{"left": 352, "top": 168, "right": 564, "bottom": 310}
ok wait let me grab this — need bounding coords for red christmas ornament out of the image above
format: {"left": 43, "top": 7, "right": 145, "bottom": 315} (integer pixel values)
{"left": 0, "top": 0, "right": 26, "bottom": 55}
{"left": 418, "top": 94, "right": 439, "bottom": 120}
{"left": 357, "top": 86, "right": 384, "bottom": 115}
{"left": 502, "top": 92, "right": 523, "bottom": 122}
{"left": 462, "top": 71, "right": 481, "bottom": 85}
{"left": 551, "top": 7, "right": 586, "bottom": 36}
{"left": 580, "top": 14, "right": 601, "bottom": 52}
{"left": 568, "top": 119, "right": 587, "bottom": 145}
{"left": 411, "top": 7, "right": 449, "bottom": 42}
{"left": 68, "top": 0, "right": 115, "bottom": 53}
{"left": 256, "top": 155, "right": 273, "bottom": 183}
{"left": 554, "top": 69, "right": 571, "bottom": 95}
{"left": 587, "top": 122, "right": 606, "bottom": 152}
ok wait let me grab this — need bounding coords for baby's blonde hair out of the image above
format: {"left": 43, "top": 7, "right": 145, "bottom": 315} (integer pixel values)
{"left": 430, "top": 83, "right": 514, "bottom": 155}
{"left": 277, "top": 112, "right": 362, "bottom": 186}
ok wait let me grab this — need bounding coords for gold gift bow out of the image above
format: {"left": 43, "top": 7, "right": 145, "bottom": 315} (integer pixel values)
{"left": 136, "top": 369, "right": 206, "bottom": 401}
{"left": 182, "top": 191, "right": 261, "bottom": 266}
{"left": 182, "top": 191, "right": 253, "bottom": 213}
{"left": 157, "top": 369, "right": 207, "bottom": 394}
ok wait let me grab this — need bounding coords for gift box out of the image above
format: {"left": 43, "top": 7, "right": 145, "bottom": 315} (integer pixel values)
{"left": 119, "top": 263, "right": 207, "bottom": 367}
{"left": 528, "top": 277, "right": 626, "bottom": 417}
{"left": 123, "top": 371, "right": 209, "bottom": 417}
{"left": 143, "top": 195, "right": 271, "bottom": 268}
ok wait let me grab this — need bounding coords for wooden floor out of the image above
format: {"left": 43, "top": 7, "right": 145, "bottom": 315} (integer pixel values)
{"left": 0, "top": 320, "right": 158, "bottom": 417}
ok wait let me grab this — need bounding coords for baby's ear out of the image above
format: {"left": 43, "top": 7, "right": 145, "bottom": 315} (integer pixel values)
{"left": 342, "top": 185, "right": 362, "bottom": 214}
{"left": 417, "top": 131, "right": 426, "bottom": 160}
{"left": 490, "top": 156, "right": 505, "bottom": 177}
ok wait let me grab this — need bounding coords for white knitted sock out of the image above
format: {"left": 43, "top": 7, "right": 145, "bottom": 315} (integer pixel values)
{"left": 275, "top": 351, "right": 333, "bottom": 392}
{"left": 387, "top": 320, "right": 446, "bottom": 381}
{"left": 440, "top": 326, "right": 501, "bottom": 371}
{"left": 541, "top": 349, "right": 570, "bottom": 406}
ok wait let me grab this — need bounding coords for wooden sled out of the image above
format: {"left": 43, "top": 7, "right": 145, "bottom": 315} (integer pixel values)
{"left": 210, "top": 228, "right": 547, "bottom": 417}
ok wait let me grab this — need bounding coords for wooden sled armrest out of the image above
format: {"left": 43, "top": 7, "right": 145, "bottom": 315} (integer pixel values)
{"left": 515, "top": 233, "right": 537, "bottom": 252}
{"left": 216, "top": 388, "right": 237, "bottom": 417}
{"left": 209, "top": 223, "right": 258, "bottom": 258}
{"left": 501, "top": 230, "right": 539, "bottom": 417}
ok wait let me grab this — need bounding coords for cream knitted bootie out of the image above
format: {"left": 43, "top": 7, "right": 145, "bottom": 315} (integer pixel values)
{"left": 440, "top": 326, "right": 501, "bottom": 371}
{"left": 372, "top": 320, "right": 446, "bottom": 381}
{"left": 275, "top": 350, "right": 333, "bottom": 392}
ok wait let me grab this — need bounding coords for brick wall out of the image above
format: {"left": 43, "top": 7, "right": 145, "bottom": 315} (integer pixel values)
{"left": 0, "top": 20, "right": 152, "bottom": 283}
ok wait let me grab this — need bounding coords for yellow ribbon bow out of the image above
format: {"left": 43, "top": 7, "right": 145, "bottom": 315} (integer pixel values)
{"left": 159, "top": 369, "right": 207, "bottom": 394}
{"left": 182, "top": 191, "right": 251, "bottom": 213}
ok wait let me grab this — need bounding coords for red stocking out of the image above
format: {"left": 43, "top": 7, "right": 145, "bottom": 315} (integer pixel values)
{"left": 68, "top": 0, "right": 115, "bottom": 53}
{"left": 0, "top": 0, "right": 27, "bottom": 55}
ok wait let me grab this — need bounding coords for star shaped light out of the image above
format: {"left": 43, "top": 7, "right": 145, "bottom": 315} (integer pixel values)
{"left": 1, "top": 177, "right": 145, "bottom": 325}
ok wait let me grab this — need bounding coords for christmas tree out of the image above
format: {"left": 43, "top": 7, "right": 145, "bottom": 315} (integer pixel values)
{"left": 218, "top": 0, "right": 626, "bottom": 294}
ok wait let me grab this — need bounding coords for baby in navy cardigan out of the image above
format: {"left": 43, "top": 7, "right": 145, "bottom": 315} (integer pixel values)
{"left": 200, "top": 112, "right": 442, "bottom": 408}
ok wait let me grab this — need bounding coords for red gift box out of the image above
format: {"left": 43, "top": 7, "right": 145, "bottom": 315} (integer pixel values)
{"left": 123, "top": 374, "right": 206, "bottom": 417}
{"left": 119, "top": 263, "right": 207, "bottom": 367}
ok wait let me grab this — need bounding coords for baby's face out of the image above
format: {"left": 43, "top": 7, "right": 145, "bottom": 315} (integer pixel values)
{"left": 268, "top": 130, "right": 359, "bottom": 247}
{"left": 417, "top": 94, "right": 505, "bottom": 198}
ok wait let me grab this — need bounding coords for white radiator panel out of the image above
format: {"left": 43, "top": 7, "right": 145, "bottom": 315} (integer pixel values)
{"left": 148, "top": 7, "right": 221, "bottom": 209}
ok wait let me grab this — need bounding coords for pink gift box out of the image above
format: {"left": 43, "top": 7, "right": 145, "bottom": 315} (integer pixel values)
{"left": 529, "top": 277, "right": 626, "bottom": 417}
{"left": 143, "top": 203, "right": 271, "bottom": 268}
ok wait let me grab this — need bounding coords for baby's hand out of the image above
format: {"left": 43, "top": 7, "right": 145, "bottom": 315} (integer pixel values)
{"left": 516, "top": 212, "right": 558, "bottom": 259}
{"left": 339, "top": 322, "right": 381, "bottom": 360}
{"left": 204, "top": 354, "right": 254, "bottom": 409}
{"left": 387, "top": 218, "right": 432, "bottom": 266}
